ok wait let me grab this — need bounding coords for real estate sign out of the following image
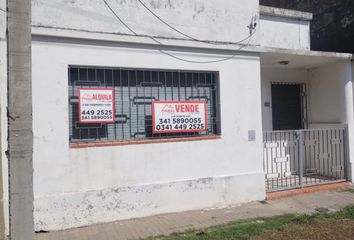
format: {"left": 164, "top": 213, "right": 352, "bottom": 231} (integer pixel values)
{"left": 78, "top": 88, "right": 115, "bottom": 124}
{"left": 152, "top": 101, "right": 207, "bottom": 133}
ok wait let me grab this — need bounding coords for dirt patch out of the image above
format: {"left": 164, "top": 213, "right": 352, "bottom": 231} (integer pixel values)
{"left": 250, "top": 219, "right": 354, "bottom": 240}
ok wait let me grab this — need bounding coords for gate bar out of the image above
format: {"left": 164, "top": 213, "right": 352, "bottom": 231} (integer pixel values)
{"left": 298, "top": 130, "right": 304, "bottom": 188}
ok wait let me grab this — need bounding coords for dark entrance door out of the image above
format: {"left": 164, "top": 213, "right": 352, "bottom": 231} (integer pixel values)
{"left": 271, "top": 84, "right": 303, "bottom": 130}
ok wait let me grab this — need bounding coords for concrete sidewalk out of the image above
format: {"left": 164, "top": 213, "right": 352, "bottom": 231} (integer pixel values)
{"left": 36, "top": 189, "right": 354, "bottom": 240}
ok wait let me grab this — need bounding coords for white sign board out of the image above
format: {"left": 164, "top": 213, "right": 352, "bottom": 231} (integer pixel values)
{"left": 152, "top": 101, "right": 207, "bottom": 133}
{"left": 78, "top": 88, "right": 115, "bottom": 124}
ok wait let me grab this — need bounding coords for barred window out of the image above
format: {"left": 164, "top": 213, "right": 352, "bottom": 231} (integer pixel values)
{"left": 68, "top": 66, "right": 221, "bottom": 143}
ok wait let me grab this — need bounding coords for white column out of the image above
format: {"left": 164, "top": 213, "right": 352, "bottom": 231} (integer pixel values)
{"left": 345, "top": 60, "right": 354, "bottom": 182}
{"left": 344, "top": 62, "right": 354, "bottom": 124}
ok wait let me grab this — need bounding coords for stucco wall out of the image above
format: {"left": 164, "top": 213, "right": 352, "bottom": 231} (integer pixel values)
{"left": 32, "top": 0, "right": 259, "bottom": 45}
{"left": 308, "top": 61, "right": 350, "bottom": 128}
{"left": 32, "top": 38, "right": 265, "bottom": 231}
{"left": 260, "top": 15, "right": 310, "bottom": 50}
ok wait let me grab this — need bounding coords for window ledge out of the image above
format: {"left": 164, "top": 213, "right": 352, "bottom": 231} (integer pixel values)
{"left": 70, "top": 135, "right": 221, "bottom": 149}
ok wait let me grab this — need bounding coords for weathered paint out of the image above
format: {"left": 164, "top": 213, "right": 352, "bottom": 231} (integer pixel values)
{"left": 259, "top": 6, "right": 311, "bottom": 50}
{"left": 32, "top": 0, "right": 260, "bottom": 45}
{"left": 29, "top": 0, "right": 266, "bottom": 231}
{"left": 260, "top": 5, "right": 312, "bottom": 21}
{"left": 34, "top": 173, "right": 264, "bottom": 230}
{"left": 32, "top": 37, "right": 264, "bottom": 231}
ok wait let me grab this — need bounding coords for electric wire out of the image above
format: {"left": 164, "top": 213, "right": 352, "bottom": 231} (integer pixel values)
{"left": 137, "top": 0, "right": 255, "bottom": 46}
{"left": 0, "top": 8, "right": 6, "bottom": 12}
{"left": 103, "top": 0, "right": 256, "bottom": 63}
{"left": 152, "top": 32, "right": 255, "bottom": 64}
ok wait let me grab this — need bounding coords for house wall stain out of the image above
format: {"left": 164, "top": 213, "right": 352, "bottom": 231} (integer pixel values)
{"left": 32, "top": 0, "right": 259, "bottom": 44}
{"left": 34, "top": 174, "right": 265, "bottom": 231}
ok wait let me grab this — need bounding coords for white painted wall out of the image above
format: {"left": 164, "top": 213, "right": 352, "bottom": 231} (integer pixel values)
{"left": 32, "top": 0, "right": 259, "bottom": 45}
{"left": 260, "top": 15, "right": 310, "bottom": 50}
{"left": 261, "top": 67, "right": 308, "bottom": 131}
{"left": 32, "top": 38, "right": 265, "bottom": 231}
{"left": 308, "top": 61, "right": 351, "bottom": 128}
{"left": 0, "top": 0, "right": 9, "bottom": 235}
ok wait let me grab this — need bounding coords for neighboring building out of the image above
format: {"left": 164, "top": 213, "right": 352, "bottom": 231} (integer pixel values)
{"left": 0, "top": 0, "right": 354, "bottom": 235}
{"left": 260, "top": 0, "right": 354, "bottom": 53}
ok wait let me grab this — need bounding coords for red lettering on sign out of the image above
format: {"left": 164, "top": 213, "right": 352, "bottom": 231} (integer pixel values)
{"left": 92, "top": 94, "right": 112, "bottom": 101}
{"left": 175, "top": 104, "right": 199, "bottom": 113}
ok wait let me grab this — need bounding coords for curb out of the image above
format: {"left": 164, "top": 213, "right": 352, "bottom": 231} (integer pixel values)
{"left": 266, "top": 182, "right": 352, "bottom": 200}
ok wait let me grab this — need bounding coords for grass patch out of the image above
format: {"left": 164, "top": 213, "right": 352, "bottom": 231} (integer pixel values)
{"left": 146, "top": 205, "right": 354, "bottom": 240}
{"left": 340, "top": 187, "right": 354, "bottom": 194}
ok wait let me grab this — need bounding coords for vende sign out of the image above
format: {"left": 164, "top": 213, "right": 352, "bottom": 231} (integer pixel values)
{"left": 152, "top": 101, "right": 207, "bottom": 133}
{"left": 78, "top": 88, "right": 115, "bottom": 124}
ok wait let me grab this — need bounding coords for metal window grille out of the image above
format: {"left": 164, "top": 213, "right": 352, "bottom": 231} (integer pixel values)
{"left": 69, "top": 66, "right": 221, "bottom": 143}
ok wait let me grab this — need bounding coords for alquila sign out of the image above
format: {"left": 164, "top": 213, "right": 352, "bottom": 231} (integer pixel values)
{"left": 78, "top": 88, "right": 115, "bottom": 124}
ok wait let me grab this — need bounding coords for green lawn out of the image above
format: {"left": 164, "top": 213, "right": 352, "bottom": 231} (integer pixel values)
{"left": 146, "top": 205, "right": 354, "bottom": 240}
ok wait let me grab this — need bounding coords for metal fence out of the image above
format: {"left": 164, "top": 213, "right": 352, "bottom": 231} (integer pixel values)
{"left": 263, "top": 128, "right": 347, "bottom": 192}
{"left": 68, "top": 66, "right": 221, "bottom": 143}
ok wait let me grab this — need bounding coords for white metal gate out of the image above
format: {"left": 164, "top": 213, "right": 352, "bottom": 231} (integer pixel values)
{"left": 263, "top": 128, "right": 347, "bottom": 192}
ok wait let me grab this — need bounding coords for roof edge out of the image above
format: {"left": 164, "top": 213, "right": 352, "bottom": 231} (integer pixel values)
{"left": 259, "top": 46, "right": 353, "bottom": 59}
{"left": 260, "top": 5, "right": 313, "bottom": 21}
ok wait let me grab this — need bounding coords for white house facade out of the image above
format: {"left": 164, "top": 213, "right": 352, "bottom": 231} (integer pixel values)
{"left": 0, "top": 0, "right": 354, "bottom": 234}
